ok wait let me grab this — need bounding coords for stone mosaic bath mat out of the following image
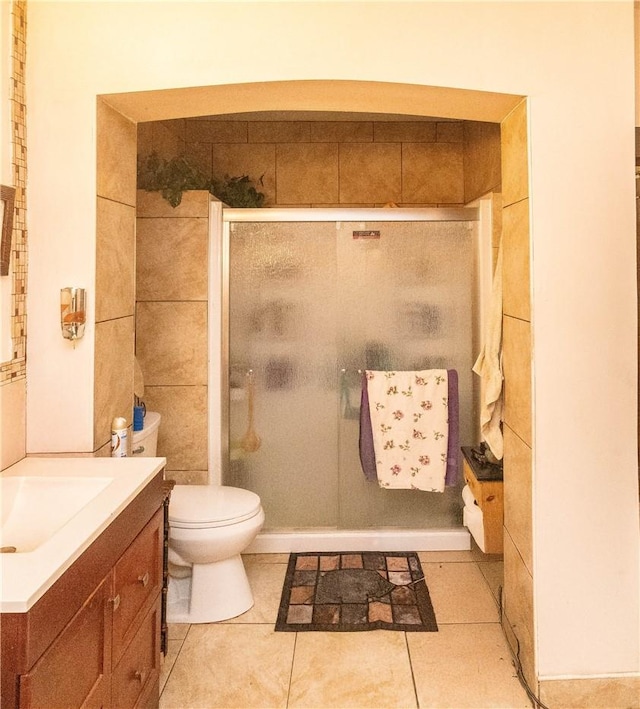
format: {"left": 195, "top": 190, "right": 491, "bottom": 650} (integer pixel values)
{"left": 275, "top": 551, "right": 438, "bottom": 632}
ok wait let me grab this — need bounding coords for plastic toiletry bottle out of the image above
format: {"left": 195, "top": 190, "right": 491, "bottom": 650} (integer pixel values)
{"left": 111, "top": 416, "right": 129, "bottom": 457}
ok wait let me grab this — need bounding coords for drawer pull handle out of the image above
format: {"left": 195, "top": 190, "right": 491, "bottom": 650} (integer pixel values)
{"left": 134, "top": 669, "right": 147, "bottom": 684}
{"left": 486, "top": 494, "right": 495, "bottom": 502}
{"left": 110, "top": 594, "right": 121, "bottom": 611}
{"left": 138, "top": 572, "right": 150, "bottom": 587}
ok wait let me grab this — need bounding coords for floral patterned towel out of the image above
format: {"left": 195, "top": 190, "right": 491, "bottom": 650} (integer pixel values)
{"left": 366, "top": 370, "right": 449, "bottom": 492}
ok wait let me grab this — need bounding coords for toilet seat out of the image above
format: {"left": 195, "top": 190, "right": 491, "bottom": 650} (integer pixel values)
{"left": 169, "top": 485, "right": 262, "bottom": 529}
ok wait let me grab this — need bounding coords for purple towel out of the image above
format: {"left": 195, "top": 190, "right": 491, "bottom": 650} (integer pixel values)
{"left": 444, "top": 369, "right": 459, "bottom": 486}
{"left": 359, "top": 373, "right": 377, "bottom": 482}
{"left": 359, "top": 369, "right": 460, "bottom": 487}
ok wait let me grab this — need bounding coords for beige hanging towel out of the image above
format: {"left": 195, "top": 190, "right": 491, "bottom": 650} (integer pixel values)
{"left": 366, "top": 370, "right": 449, "bottom": 493}
{"left": 472, "top": 243, "right": 504, "bottom": 460}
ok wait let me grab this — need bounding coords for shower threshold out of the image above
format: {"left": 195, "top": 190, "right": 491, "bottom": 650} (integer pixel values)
{"left": 246, "top": 527, "right": 471, "bottom": 554}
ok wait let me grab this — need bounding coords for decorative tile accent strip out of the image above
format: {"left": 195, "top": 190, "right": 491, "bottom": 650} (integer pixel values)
{"left": 2, "top": 0, "right": 27, "bottom": 384}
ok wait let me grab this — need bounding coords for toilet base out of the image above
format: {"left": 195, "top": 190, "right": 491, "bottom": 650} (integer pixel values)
{"left": 166, "top": 553, "right": 255, "bottom": 623}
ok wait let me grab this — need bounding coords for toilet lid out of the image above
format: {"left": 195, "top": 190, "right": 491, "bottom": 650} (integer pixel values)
{"left": 169, "top": 485, "right": 262, "bottom": 528}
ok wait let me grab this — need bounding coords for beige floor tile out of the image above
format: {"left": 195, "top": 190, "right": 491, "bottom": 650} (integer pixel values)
{"left": 159, "top": 624, "right": 295, "bottom": 709}
{"left": 288, "top": 631, "right": 417, "bottom": 708}
{"left": 223, "top": 559, "right": 287, "bottom": 624}
{"left": 407, "top": 623, "right": 532, "bottom": 708}
{"left": 418, "top": 550, "right": 476, "bottom": 564}
{"left": 244, "top": 552, "right": 290, "bottom": 564}
{"left": 167, "top": 622, "right": 190, "bottom": 640}
{"left": 423, "top": 562, "right": 499, "bottom": 623}
{"left": 160, "top": 639, "right": 184, "bottom": 694}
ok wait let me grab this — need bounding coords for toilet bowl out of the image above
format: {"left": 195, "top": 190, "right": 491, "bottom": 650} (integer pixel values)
{"left": 166, "top": 484, "right": 265, "bottom": 623}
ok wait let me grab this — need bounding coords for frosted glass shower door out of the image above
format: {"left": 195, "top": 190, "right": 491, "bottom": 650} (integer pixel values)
{"left": 228, "top": 222, "right": 340, "bottom": 528}
{"left": 227, "top": 216, "right": 474, "bottom": 531}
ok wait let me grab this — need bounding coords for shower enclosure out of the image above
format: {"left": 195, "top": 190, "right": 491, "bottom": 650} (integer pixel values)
{"left": 215, "top": 207, "right": 480, "bottom": 551}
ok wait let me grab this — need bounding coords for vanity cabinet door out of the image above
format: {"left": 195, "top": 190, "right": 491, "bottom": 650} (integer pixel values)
{"left": 112, "top": 508, "right": 163, "bottom": 665}
{"left": 18, "top": 575, "right": 112, "bottom": 709}
{"left": 111, "top": 596, "right": 161, "bottom": 709}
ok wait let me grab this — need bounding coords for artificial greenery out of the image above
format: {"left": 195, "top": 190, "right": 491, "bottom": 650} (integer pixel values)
{"left": 210, "top": 174, "right": 265, "bottom": 208}
{"left": 137, "top": 152, "right": 265, "bottom": 208}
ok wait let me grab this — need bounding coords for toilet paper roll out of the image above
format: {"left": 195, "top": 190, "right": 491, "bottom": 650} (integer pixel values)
{"left": 463, "top": 503, "right": 486, "bottom": 552}
{"left": 462, "top": 484, "right": 478, "bottom": 508}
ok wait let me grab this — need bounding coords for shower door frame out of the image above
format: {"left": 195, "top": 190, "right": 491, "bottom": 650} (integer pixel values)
{"left": 212, "top": 206, "right": 480, "bottom": 487}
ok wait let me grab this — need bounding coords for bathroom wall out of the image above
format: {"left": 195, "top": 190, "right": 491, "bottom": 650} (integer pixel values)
{"left": 135, "top": 121, "right": 500, "bottom": 481}
{"left": 0, "top": 0, "right": 27, "bottom": 471}
{"left": 138, "top": 116, "right": 501, "bottom": 207}
{"left": 23, "top": 0, "right": 640, "bottom": 694}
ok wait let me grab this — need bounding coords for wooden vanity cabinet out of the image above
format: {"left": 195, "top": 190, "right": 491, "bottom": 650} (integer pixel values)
{"left": 1, "top": 470, "right": 166, "bottom": 709}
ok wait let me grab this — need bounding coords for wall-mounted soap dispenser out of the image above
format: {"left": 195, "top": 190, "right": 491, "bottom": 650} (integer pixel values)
{"left": 60, "top": 287, "right": 86, "bottom": 342}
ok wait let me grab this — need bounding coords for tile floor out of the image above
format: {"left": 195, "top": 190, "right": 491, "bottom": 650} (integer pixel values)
{"left": 159, "top": 548, "right": 533, "bottom": 709}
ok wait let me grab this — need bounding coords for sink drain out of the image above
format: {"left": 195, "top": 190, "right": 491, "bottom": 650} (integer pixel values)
{"left": 0, "top": 546, "right": 17, "bottom": 553}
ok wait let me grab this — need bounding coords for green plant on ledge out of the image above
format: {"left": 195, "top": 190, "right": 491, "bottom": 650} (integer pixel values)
{"left": 210, "top": 174, "right": 265, "bottom": 208}
{"left": 137, "top": 152, "right": 266, "bottom": 208}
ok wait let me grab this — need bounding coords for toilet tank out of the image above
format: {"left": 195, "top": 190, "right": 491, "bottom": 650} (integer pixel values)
{"left": 131, "top": 411, "right": 161, "bottom": 457}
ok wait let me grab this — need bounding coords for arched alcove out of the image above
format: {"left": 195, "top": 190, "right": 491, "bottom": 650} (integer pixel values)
{"left": 102, "top": 79, "right": 522, "bottom": 124}
{"left": 96, "top": 76, "right": 533, "bottom": 683}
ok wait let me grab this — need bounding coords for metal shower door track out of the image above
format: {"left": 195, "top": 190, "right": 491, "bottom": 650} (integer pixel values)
{"left": 222, "top": 207, "right": 478, "bottom": 223}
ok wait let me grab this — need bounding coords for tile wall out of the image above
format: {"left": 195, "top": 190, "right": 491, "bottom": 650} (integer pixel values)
{"left": 499, "top": 100, "right": 535, "bottom": 688}
{"left": 138, "top": 118, "right": 501, "bottom": 207}
{"left": 94, "top": 99, "right": 137, "bottom": 455}
{"left": 135, "top": 191, "right": 210, "bottom": 483}
{"left": 0, "top": 0, "right": 27, "bottom": 470}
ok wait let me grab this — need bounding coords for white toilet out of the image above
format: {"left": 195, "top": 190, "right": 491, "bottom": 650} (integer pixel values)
{"left": 131, "top": 410, "right": 161, "bottom": 457}
{"left": 131, "top": 411, "right": 265, "bottom": 624}
{"left": 166, "top": 485, "right": 264, "bottom": 623}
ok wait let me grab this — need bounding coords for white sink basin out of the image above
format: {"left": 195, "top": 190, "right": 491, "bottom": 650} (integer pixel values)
{"left": 1, "top": 475, "right": 113, "bottom": 553}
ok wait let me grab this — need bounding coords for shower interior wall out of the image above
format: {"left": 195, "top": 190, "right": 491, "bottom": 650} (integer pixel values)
{"left": 135, "top": 117, "right": 501, "bottom": 487}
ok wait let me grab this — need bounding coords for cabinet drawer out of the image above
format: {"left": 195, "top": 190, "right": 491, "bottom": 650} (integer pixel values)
{"left": 112, "top": 595, "right": 161, "bottom": 709}
{"left": 18, "top": 576, "right": 111, "bottom": 709}
{"left": 112, "top": 507, "right": 163, "bottom": 663}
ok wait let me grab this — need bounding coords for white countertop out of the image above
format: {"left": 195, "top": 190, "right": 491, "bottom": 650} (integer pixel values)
{"left": 0, "top": 456, "right": 166, "bottom": 613}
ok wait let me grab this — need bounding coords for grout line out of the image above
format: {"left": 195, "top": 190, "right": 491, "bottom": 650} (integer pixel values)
{"left": 159, "top": 624, "right": 192, "bottom": 699}
{"left": 475, "top": 559, "right": 505, "bottom": 606}
{"left": 285, "top": 632, "right": 298, "bottom": 709}
{"left": 404, "top": 631, "right": 421, "bottom": 709}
